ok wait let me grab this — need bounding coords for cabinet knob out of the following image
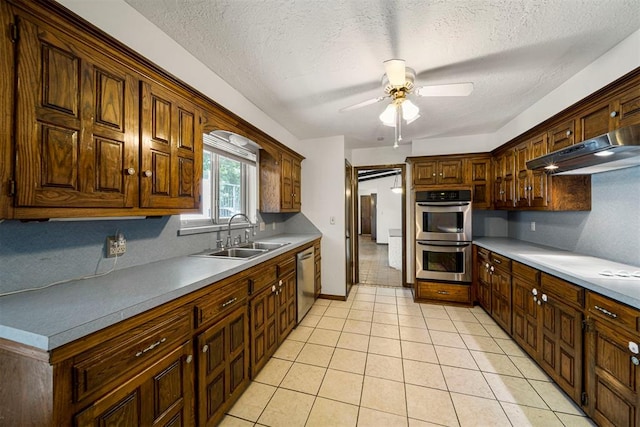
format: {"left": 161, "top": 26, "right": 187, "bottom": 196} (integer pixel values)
{"left": 485, "top": 263, "right": 490, "bottom": 269}
{"left": 533, "top": 296, "right": 537, "bottom": 302}
{"left": 126, "top": 167, "right": 136, "bottom": 176}
{"left": 537, "top": 299, "right": 541, "bottom": 305}
{"left": 202, "top": 344, "right": 209, "bottom": 353}
{"left": 541, "top": 293, "right": 548, "bottom": 303}
{"left": 279, "top": 280, "right": 283, "bottom": 286}
{"left": 610, "top": 111, "right": 618, "bottom": 118}
{"left": 532, "top": 288, "right": 538, "bottom": 296}
{"left": 490, "top": 266, "right": 495, "bottom": 272}
{"left": 432, "top": 173, "right": 436, "bottom": 176}
{"left": 630, "top": 341, "right": 639, "bottom": 354}
{"left": 186, "top": 355, "right": 193, "bottom": 364}
{"left": 144, "top": 170, "right": 153, "bottom": 177}
{"left": 632, "top": 356, "right": 639, "bottom": 366}
{"left": 439, "top": 172, "right": 443, "bottom": 176}
{"left": 566, "top": 130, "right": 572, "bottom": 137}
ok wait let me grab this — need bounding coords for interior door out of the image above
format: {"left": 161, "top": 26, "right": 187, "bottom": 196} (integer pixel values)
{"left": 371, "top": 194, "right": 377, "bottom": 241}
{"left": 360, "top": 195, "right": 371, "bottom": 235}
{"left": 345, "top": 160, "right": 354, "bottom": 296}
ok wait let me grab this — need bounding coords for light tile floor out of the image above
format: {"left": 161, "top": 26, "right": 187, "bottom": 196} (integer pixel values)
{"left": 223, "top": 284, "right": 595, "bottom": 427}
{"left": 358, "top": 235, "right": 402, "bottom": 287}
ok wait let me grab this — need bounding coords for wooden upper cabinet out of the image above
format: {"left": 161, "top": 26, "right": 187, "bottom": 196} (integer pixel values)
{"left": 465, "top": 156, "right": 491, "bottom": 209}
{"left": 140, "top": 81, "right": 202, "bottom": 209}
{"left": 576, "top": 100, "right": 613, "bottom": 142}
{"left": 548, "top": 119, "right": 575, "bottom": 152}
{"left": 14, "top": 12, "right": 138, "bottom": 209}
{"left": 259, "top": 150, "right": 302, "bottom": 213}
{"left": 515, "top": 133, "right": 548, "bottom": 208}
{"left": 412, "top": 159, "right": 463, "bottom": 186}
{"left": 612, "top": 84, "right": 640, "bottom": 128}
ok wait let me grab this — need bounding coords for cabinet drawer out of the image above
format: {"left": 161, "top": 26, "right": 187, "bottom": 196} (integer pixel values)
{"left": 72, "top": 309, "right": 191, "bottom": 403}
{"left": 194, "top": 279, "right": 248, "bottom": 328}
{"left": 512, "top": 261, "right": 539, "bottom": 283}
{"left": 277, "top": 256, "right": 295, "bottom": 277}
{"left": 490, "top": 253, "right": 511, "bottom": 271}
{"left": 417, "top": 281, "right": 471, "bottom": 303}
{"left": 541, "top": 273, "right": 584, "bottom": 308}
{"left": 586, "top": 291, "right": 639, "bottom": 333}
{"left": 248, "top": 264, "right": 277, "bottom": 295}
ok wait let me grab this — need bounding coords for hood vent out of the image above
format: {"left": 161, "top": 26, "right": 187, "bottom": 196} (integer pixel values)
{"left": 527, "top": 124, "right": 640, "bottom": 175}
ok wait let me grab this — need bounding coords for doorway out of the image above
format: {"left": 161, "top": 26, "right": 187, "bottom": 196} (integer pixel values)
{"left": 352, "top": 165, "right": 406, "bottom": 288}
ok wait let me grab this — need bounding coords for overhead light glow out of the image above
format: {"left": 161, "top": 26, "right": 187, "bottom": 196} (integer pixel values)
{"left": 379, "top": 99, "right": 420, "bottom": 127}
{"left": 544, "top": 164, "right": 559, "bottom": 170}
{"left": 594, "top": 150, "right": 615, "bottom": 157}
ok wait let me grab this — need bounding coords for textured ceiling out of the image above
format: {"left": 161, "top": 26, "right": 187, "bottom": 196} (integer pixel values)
{"left": 125, "top": 0, "right": 640, "bottom": 149}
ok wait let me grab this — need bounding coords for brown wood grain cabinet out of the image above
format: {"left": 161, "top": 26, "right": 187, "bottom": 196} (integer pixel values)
{"left": 464, "top": 156, "right": 492, "bottom": 209}
{"left": 259, "top": 150, "right": 303, "bottom": 213}
{"left": 584, "top": 292, "right": 640, "bottom": 427}
{"left": 515, "top": 133, "right": 549, "bottom": 208}
{"left": 475, "top": 246, "right": 492, "bottom": 312}
{"left": 489, "top": 253, "right": 512, "bottom": 334}
{"left": 412, "top": 158, "right": 463, "bottom": 186}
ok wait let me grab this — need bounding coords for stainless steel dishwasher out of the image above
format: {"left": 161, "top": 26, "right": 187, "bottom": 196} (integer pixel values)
{"left": 296, "top": 246, "right": 315, "bottom": 322}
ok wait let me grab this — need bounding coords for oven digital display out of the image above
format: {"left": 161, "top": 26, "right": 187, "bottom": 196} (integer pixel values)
{"left": 423, "top": 212, "right": 463, "bottom": 233}
{"left": 424, "top": 251, "right": 464, "bottom": 273}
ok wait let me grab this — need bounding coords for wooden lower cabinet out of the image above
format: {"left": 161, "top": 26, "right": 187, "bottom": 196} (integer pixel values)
{"left": 196, "top": 305, "right": 249, "bottom": 426}
{"left": 475, "top": 247, "right": 492, "bottom": 312}
{"left": 415, "top": 280, "right": 472, "bottom": 305}
{"left": 511, "top": 262, "right": 540, "bottom": 358}
{"left": 490, "top": 263, "right": 512, "bottom": 334}
{"left": 584, "top": 292, "right": 640, "bottom": 427}
{"left": 75, "top": 340, "right": 195, "bottom": 426}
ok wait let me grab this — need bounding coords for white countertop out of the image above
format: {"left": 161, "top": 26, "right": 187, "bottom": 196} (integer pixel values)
{"left": 474, "top": 237, "right": 640, "bottom": 310}
{"left": 0, "top": 233, "right": 320, "bottom": 351}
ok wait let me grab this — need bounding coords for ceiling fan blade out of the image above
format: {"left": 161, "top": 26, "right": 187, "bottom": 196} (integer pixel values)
{"left": 415, "top": 82, "right": 474, "bottom": 97}
{"left": 384, "top": 59, "right": 406, "bottom": 87}
{"left": 340, "top": 96, "right": 388, "bottom": 112}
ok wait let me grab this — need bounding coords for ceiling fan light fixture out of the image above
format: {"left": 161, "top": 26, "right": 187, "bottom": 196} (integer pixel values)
{"left": 379, "top": 104, "right": 397, "bottom": 127}
{"left": 402, "top": 99, "right": 420, "bottom": 122}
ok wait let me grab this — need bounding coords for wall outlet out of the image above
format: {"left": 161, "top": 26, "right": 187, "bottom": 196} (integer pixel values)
{"left": 530, "top": 221, "right": 536, "bottom": 232}
{"left": 106, "top": 235, "right": 126, "bottom": 257}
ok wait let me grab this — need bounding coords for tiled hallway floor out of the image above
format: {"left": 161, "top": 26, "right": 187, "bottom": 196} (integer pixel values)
{"left": 358, "top": 236, "right": 402, "bottom": 287}
{"left": 222, "top": 285, "right": 594, "bottom": 427}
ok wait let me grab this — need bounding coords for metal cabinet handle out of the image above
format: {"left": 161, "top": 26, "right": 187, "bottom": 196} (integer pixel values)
{"left": 202, "top": 344, "right": 209, "bottom": 353}
{"left": 532, "top": 288, "right": 538, "bottom": 296}
{"left": 485, "top": 263, "right": 490, "bottom": 269}
{"left": 186, "top": 355, "right": 193, "bottom": 364}
{"left": 566, "top": 130, "right": 572, "bottom": 137}
{"left": 279, "top": 280, "right": 283, "bottom": 286}
{"left": 610, "top": 111, "right": 618, "bottom": 118}
{"left": 490, "top": 266, "right": 495, "bottom": 272}
{"left": 594, "top": 305, "right": 618, "bottom": 319}
{"left": 135, "top": 337, "right": 166, "bottom": 357}
{"left": 541, "top": 293, "right": 548, "bottom": 302}
{"left": 144, "top": 170, "right": 152, "bottom": 177}
{"left": 126, "top": 167, "right": 136, "bottom": 175}
{"left": 437, "top": 290, "right": 449, "bottom": 295}
{"left": 493, "top": 259, "right": 502, "bottom": 264}
{"left": 221, "top": 297, "right": 237, "bottom": 308}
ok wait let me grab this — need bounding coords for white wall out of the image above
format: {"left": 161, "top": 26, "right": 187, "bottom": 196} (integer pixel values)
{"left": 298, "top": 136, "right": 347, "bottom": 297}
{"left": 357, "top": 175, "right": 403, "bottom": 244}
{"left": 351, "top": 145, "right": 411, "bottom": 167}
{"left": 411, "top": 133, "right": 496, "bottom": 156}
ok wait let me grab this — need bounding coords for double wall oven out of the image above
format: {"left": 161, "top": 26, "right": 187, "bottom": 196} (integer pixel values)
{"left": 415, "top": 190, "right": 472, "bottom": 283}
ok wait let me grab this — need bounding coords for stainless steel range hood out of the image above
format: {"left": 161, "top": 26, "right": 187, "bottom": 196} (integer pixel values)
{"left": 526, "top": 124, "right": 640, "bottom": 175}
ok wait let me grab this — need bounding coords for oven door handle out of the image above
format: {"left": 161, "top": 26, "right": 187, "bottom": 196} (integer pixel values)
{"left": 417, "top": 241, "right": 471, "bottom": 247}
{"left": 417, "top": 202, "right": 471, "bottom": 207}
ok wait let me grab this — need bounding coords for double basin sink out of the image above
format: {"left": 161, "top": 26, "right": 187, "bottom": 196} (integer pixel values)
{"left": 192, "top": 241, "right": 290, "bottom": 260}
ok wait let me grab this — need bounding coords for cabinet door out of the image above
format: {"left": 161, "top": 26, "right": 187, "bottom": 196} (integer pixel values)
{"left": 196, "top": 306, "right": 248, "bottom": 427}
{"left": 585, "top": 318, "right": 640, "bottom": 427}
{"left": 249, "top": 284, "right": 278, "bottom": 377}
{"left": 75, "top": 341, "right": 194, "bottom": 427}
{"left": 476, "top": 258, "right": 491, "bottom": 312}
{"left": 613, "top": 85, "right": 640, "bottom": 128}
{"left": 438, "top": 160, "right": 463, "bottom": 185}
{"left": 280, "top": 153, "right": 293, "bottom": 210}
{"left": 539, "top": 296, "right": 582, "bottom": 403}
{"left": 14, "top": 13, "right": 138, "bottom": 209}
{"left": 277, "top": 271, "right": 297, "bottom": 343}
{"left": 548, "top": 119, "right": 575, "bottom": 152}
{"left": 140, "top": 81, "right": 201, "bottom": 209}
{"left": 413, "top": 161, "right": 437, "bottom": 186}
{"left": 515, "top": 143, "right": 530, "bottom": 208}
{"left": 292, "top": 158, "right": 302, "bottom": 211}
{"left": 528, "top": 134, "right": 549, "bottom": 208}
{"left": 511, "top": 276, "right": 539, "bottom": 358}
{"left": 503, "top": 151, "right": 516, "bottom": 208}
{"left": 577, "top": 101, "right": 612, "bottom": 142}
{"left": 467, "top": 158, "right": 491, "bottom": 209}
{"left": 491, "top": 269, "right": 512, "bottom": 333}
{"left": 492, "top": 155, "right": 505, "bottom": 208}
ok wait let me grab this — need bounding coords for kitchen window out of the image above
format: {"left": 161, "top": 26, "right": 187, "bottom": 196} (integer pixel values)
{"left": 180, "top": 132, "right": 257, "bottom": 231}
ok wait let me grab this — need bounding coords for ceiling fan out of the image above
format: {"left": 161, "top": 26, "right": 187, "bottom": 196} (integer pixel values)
{"left": 340, "top": 59, "right": 473, "bottom": 148}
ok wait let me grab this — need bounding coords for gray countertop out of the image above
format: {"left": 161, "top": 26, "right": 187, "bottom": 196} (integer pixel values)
{"left": 474, "top": 237, "right": 640, "bottom": 310}
{"left": 0, "top": 233, "right": 320, "bottom": 351}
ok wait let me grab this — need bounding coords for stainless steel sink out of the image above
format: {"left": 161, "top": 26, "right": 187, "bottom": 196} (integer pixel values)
{"left": 193, "top": 247, "right": 267, "bottom": 259}
{"left": 238, "top": 241, "right": 290, "bottom": 250}
{"left": 191, "top": 242, "right": 289, "bottom": 260}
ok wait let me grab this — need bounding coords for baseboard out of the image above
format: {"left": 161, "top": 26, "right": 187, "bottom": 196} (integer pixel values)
{"left": 317, "top": 293, "right": 347, "bottom": 301}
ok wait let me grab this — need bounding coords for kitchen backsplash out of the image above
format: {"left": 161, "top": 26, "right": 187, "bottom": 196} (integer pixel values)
{"left": 0, "top": 212, "right": 316, "bottom": 294}
{"left": 508, "top": 166, "right": 640, "bottom": 266}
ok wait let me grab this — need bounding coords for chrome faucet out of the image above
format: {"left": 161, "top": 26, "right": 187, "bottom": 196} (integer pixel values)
{"left": 227, "top": 213, "right": 253, "bottom": 246}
